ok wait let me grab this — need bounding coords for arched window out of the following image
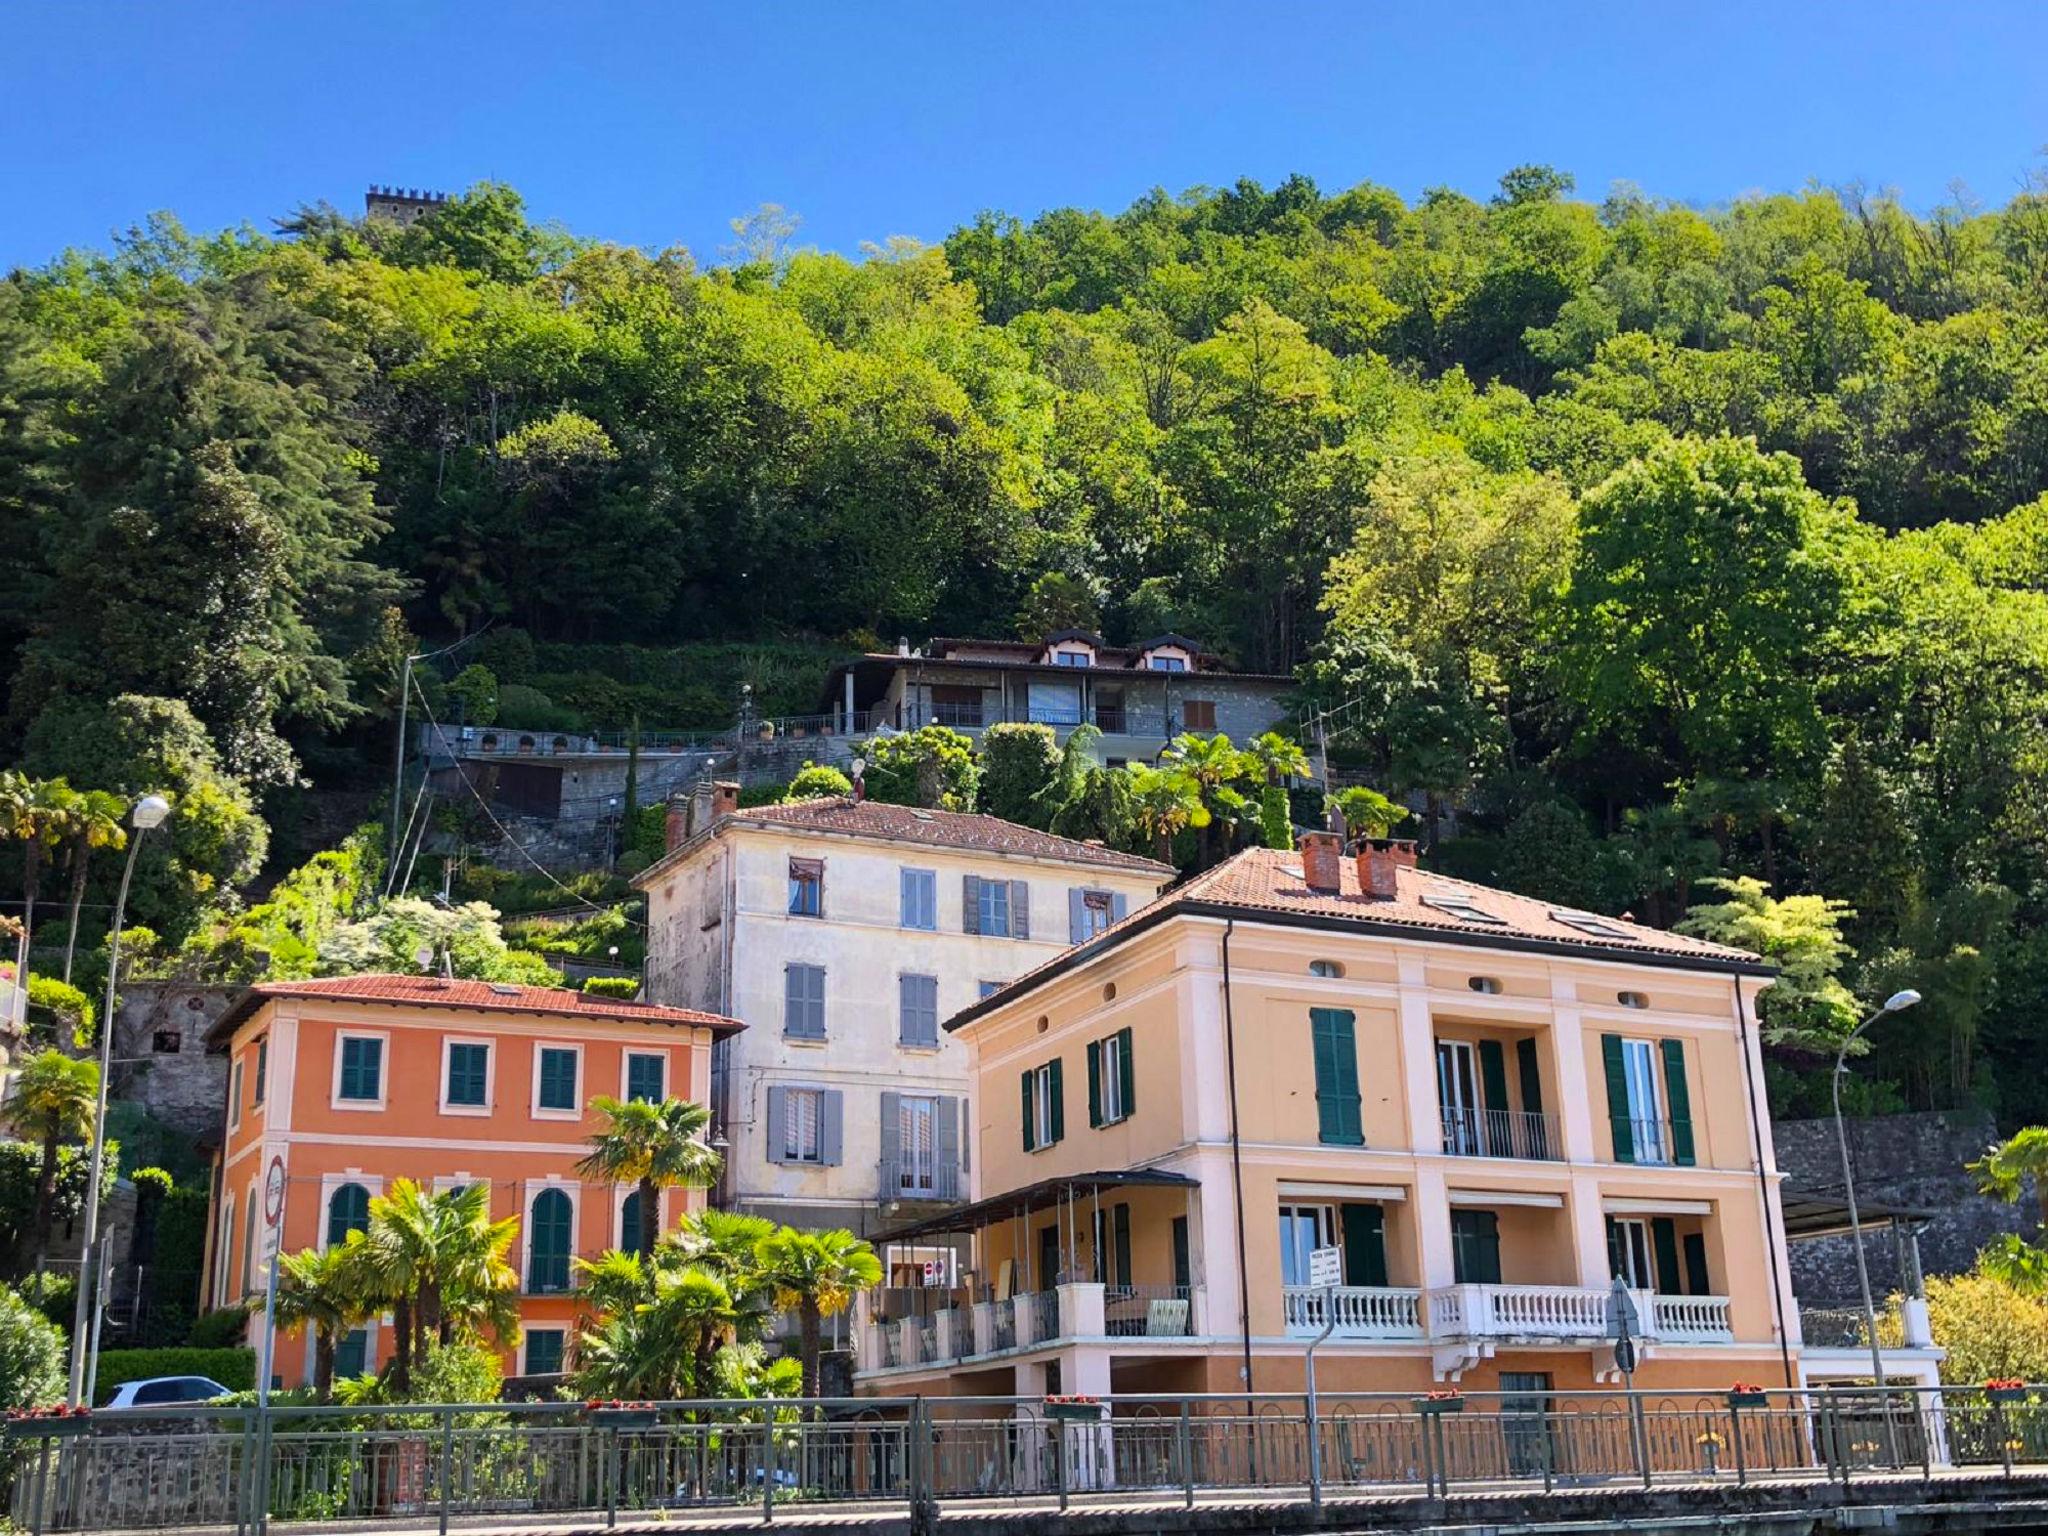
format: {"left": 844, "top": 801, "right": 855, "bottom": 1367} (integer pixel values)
{"left": 619, "top": 1190, "right": 644, "bottom": 1256}
{"left": 326, "top": 1183, "right": 370, "bottom": 1248}
{"left": 528, "top": 1189, "right": 572, "bottom": 1294}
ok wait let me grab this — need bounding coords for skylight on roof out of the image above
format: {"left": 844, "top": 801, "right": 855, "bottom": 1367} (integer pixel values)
{"left": 1550, "top": 910, "right": 1635, "bottom": 940}
{"left": 1421, "top": 890, "right": 1507, "bottom": 926}
{"left": 487, "top": 983, "right": 521, "bottom": 996}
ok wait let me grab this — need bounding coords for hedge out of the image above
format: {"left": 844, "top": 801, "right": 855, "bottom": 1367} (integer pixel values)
{"left": 94, "top": 1348, "right": 255, "bottom": 1403}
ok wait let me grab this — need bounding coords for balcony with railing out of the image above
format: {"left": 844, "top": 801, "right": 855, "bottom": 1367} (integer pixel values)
{"left": 1104, "top": 1285, "right": 1195, "bottom": 1337}
{"left": 1439, "top": 1106, "right": 1562, "bottom": 1162}
{"left": 877, "top": 1157, "right": 964, "bottom": 1205}
{"left": 856, "top": 1281, "right": 1210, "bottom": 1375}
{"left": 1282, "top": 1285, "right": 1426, "bottom": 1339}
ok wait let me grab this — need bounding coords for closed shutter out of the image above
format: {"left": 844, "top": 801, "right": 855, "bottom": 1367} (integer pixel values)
{"left": 937, "top": 1097, "right": 961, "bottom": 1200}
{"left": 1117, "top": 1027, "right": 1136, "bottom": 1118}
{"left": 1682, "top": 1231, "right": 1711, "bottom": 1296}
{"left": 1515, "top": 1037, "right": 1543, "bottom": 1112}
{"left": 1069, "top": 889, "right": 1087, "bottom": 944}
{"left": 1047, "top": 1058, "right": 1064, "bottom": 1143}
{"left": 1310, "top": 1009, "right": 1363, "bottom": 1146}
{"left": 1651, "top": 1216, "right": 1683, "bottom": 1295}
{"left": 879, "top": 1091, "right": 901, "bottom": 1191}
{"left": 1113, "top": 1203, "right": 1132, "bottom": 1289}
{"left": 1452, "top": 1209, "right": 1501, "bottom": 1285}
{"left": 1021, "top": 1071, "right": 1035, "bottom": 1152}
{"left": 1601, "top": 1035, "right": 1634, "bottom": 1163}
{"left": 1340, "top": 1203, "right": 1388, "bottom": 1287}
{"left": 1660, "top": 1038, "right": 1695, "bottom": 1165}
{"left": 1086, "top": 1039, "right": 1103, "bottom": 1128}
{"left": 963, "top": 875, "right": 983, "bottom": 934}
{"left": 1171, "top": 1216, "right": 1192, "bottom": 1291}
{"left": 785, "top": 965, "right": 825, "bottom": 1039}
{"left": 1011, "top": 881, "right": 1031, "bottom": 939}
{"left": 1477, "top": 1038, "right": 1508, "bottom": 1154}
{"left": 820, "top": 1091, "right": 844, "bottom": 1167}
{"left": 766, "top": 1086, "right": 788, "bottom": 1163}
{"left": 1112, "top": 892, "right": 1128, "bottom": 922}
{"left": 899, "top": 975, "right": 938, "bottom": 1047}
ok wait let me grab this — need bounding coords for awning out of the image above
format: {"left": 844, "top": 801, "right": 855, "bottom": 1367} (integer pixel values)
{"left": 1779, "top": 1185, "right": 1937, "bottom": 1240}
{"left": 871, "top": 1169, "right": 1198, "bottom": 1245}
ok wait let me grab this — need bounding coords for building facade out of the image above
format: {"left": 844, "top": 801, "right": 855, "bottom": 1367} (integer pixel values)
{"left": 202, "top": 975, "right": 739, "bottom": 1387}
{"left": 635, "top": 791, "right": 1171, "bottom": 1258}
{"left": 856, "top": 834, "right": 1812, "bottom": 1400}
{"left": 821, "top": 632, "right": 1293, "bottom": 766}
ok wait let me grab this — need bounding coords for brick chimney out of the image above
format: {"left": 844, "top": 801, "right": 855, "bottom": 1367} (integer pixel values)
{"left": 1298, "top": 831, "right": 1344, "bottom": 894}
{"left": 711, "top": 781, "right": 740, "bottom": 821}
{"left": 1357, "top": 837, "right": 1419, "bottom": 900}
{"left": 664, "top": 794, "right": 689, "bottom": 854}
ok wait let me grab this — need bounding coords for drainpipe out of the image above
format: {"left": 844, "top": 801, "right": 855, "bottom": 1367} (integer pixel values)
{"left": 1222, "top": 919, "right": 1253, "bottom": 1396}
{"left": 1734, "top": 978, "right": 1795, "bottom": 1389}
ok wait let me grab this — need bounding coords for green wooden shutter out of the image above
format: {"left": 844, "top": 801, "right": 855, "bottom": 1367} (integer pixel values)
{"left": 1117, "top": 1027, "right": 1136, "bottom": 1119}
{"left": 1601, "top": 1034, "right": 1634, "bottom": 1163}
{"left": 1605, "top": 1216, "right": 1623, "bottom": 1278}
{"left": 1651, "top": 1216, "right": 1683, "bottom": 1295}
{"left": 1660, "top": 1038, "right": 1695, "bottom": 1165}
{"left": 1310, "top": 1009, "right": 1363, "bottom": 1146}
{"left": 1086, "top": 1040, "right": 1103, "bottom": 1128}
{"left": 1171, "top": 1217, "right": 1191, "bottom": 1291}
{"left": 1452, "top": 1210, "right": 1502, "bottom": 1285}
{"left": 1477, "top": 1038, "right": 1509, "bottom": 1114}
{"left": 1682, "top": 1232, "right": 1711, "bottom": 1296}
{"left": 1047, "top": 1058, "right": 1065, "bottom": 1143}
{"left": 1113, "top": 1204, "right": 1132, "bottom": 1289}
{"left": 1021, "top": 1071, "right": 1035, "bottom": 1152}
{"left": 1340, "top": 1203, "right": 1388, "bottom": 1287}
{"left": 1515, "top": 1037, "right": 1543, "bottom": 1112}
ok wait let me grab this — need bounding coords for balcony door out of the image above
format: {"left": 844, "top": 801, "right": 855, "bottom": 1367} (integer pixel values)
{"left": 1620, "top": 1038, "right": 1669, "bottom": 1164}
{"left": 1608, "top": 1216, "right": 1655, "bottom": 1289}
{"left": 1437, "top": 1040, "right": 1481, "bottom": 1155}
{"left": 897, "top": 1095, "right": 937, "bottom": 1196}
{"left": 1278, "top": 1204, "right": 1336, "bottom": 1287}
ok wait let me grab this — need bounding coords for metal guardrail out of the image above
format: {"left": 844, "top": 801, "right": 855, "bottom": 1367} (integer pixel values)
{"left": 1441, "top": 1106, "right": 1561, "bottom": 1161}
{"left": 5, "top": 1386, "right": 2047, "bottom": 1534}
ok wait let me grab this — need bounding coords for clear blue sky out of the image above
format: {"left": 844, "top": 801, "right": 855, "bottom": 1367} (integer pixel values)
{"left": 5, "top": 1, "right": 2045, "bottom": 271}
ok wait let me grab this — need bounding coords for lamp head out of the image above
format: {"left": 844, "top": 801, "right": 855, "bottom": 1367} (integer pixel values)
{"left": 131, "top": 795, "right": 171, "bottom": 831}
{"left": 1883, "top": 989, "right": 1923, "bottom": 1013}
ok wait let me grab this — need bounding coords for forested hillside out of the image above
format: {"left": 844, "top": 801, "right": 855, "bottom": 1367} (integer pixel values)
{"left": 5, "top": 168, "right": 2048, "bottom": 1121}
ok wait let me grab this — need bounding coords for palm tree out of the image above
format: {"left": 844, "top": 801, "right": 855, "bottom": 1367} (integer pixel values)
{"left": 1160, "top": 732, "right": 1255, "bottom": 865}
{"left": 4, "top": 1050, "right": 99, "bottom": 1268}
{"left": 1245, "top": 731, "right": 1310, "bottom": 787}
{"left": 576, "top": 1097, "right": 721, "bottom": 1254}
{"left": 275, "top": 1240, "right": 374, "bottom": 1400}
{"left": 753, "top": 1227, "right": 881, "bottom": 1401}
{"left": 359, "top": 1178, "right": 518, "bottom": 1393}
{"left": 0, "top": 775, "right": 75, "bottom": 949}
{"left": 572, "top": 1264, "right": 740, "bottom": 1400}
{"left": 58, "top": 791, "right": 126, "bottom": 985}
{"left": 1128, "top": 764, "right": 1202, "bottom": 864}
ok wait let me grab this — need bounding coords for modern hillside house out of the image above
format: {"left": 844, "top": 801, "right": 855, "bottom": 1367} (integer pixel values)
{"left": 202, "top": 975, "right": 740, "bottom": 1387}
{"left": 634, "top": 788, "right": 1172, "bottom": 1268}
{"left": 819, "top": 632, "right": 1294, "bottom": 764}
{"left": 854, "top": 833, "right": 1812, "bottom": 1401}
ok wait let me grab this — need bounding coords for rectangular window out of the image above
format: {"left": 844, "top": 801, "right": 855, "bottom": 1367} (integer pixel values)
{"left": 1181, "top": 699, "right": 1217, "bottom": 731}
{"left": 524, "top": 1328, "right": 565, "bottom": 1377}
{"left": 1621, "top": 1038, "right": 1667, "bottom": 1164}
{"left": 1021, "top": 1060, "right": 1064, "bottom": 1152}
{"left": 153, "top": 1029, "right": 182, "bottom": 1054}
{"left": 338, "top": 1037, "right": 383, "bottom": 1103}
{"left": 1602, "top": 1034, "right": 1694, "bottom": 1166}
{"left": 900, "top": 868, "right": 937, "bottom": 930}
{"left": 445, "top": 1042, "right": 489, "bottom": 1108}
{"left": 1088, "top": 1027, "right": 1135, "bottom": 1127}
{"left": 964, "top": 876, "right": 1030, "bottom": 939}
{"left": 1310, "top": 1008, "right": 1364, "bottom": 1146}
{"left": 931, "top": 685, "right": 983, "bottom": 729}
{"left": 783, "top": 1088, "right": 824, "bottom": 1163}
{"left": 1451, "top": 1209, "right": 1503, "bottom": 1284}
{"left": 1278, "top": 1204, "right": 1335, "bottom": 1287}
{"left": 897, "top": 1095, "right": 938, "bottom": 1193}
{"left": 1070, "top": 887, "right": 1120, "bottom": 942}
{"left": 899, "top": 974, "right": 939, "bottom": 1048}
{"left": 784, "top": 964, "right": 826, "bottom": 1039}
{"left": 253, "top": 1038, "right": 267, "bottom": 1106}
{"left": 978, "top": 879, "right": 1011, "bottom": 937}
{"left": 625, "top": 1052, "right": 665, "bottom": 1103}
{"left": 536, "top": 1047, "right": 579, "bottom": 1112}
{"left": 788, "top": 858, "right": 823, "bottom": 917}
{"left": 230, "top": 1061, "right": 244, "bottom": 1127}
{"left": 1607, "top": 1216, "right": 1654, "bottom": 1289}
{"left": 1027, "top": 680, "right": 1083, "bottom": 725}
{"left": 1054, "top": 651, "right": 1089, "bottom": 667}
{"left": 1149, "top": 656, "right": 1187, "bottom": 672}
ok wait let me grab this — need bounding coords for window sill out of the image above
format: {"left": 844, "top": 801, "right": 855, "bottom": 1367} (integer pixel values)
{"left": 532, "top": 1107, "right": 583, "bottom": 1121}
{"left": 783, "top": 1035, "right": 828, "bottom": 1047}
{"left": 1092, "top": 1114, "right": 1132, "bottom": 1129}
{"left": 330, "top": 1099, "right": 386, "bottom": 1112}
{"left": 898, "top": 1042, "right": 942, "bottom": 1054}
{"left": 1318, "top": 1136, "right": 1366, "bottom": 1148}
{"left": 439, "top": 1103, "right": 492, "bottom": 1117}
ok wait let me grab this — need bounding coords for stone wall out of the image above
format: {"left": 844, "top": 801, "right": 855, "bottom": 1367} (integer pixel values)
{"left": 112, "top": 982, "right": 233, "bottom": 1141}
{"left": 1773, "top": 1108, "right": 2031, "bottom": 1303}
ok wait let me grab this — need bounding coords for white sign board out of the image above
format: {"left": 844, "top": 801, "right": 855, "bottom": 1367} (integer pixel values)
{"left": 1307, "top": 1246, "right": 1344, "bottom": 1289}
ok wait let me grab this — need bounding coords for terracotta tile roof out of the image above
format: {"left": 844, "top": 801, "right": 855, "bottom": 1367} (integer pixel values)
{"left": 207, "top": 974, "right": 742, "bottom": 1046}
{"left": 946, "top": 845, "right": 1767, "bottom": 1032}
{"left": 646, "top": 797, "right": 1174, "bottom": 878}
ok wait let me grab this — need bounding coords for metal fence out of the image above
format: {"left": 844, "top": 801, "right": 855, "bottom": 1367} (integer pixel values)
{"left": 6, "top": 1385, "right": 2047, "bottom": 1535}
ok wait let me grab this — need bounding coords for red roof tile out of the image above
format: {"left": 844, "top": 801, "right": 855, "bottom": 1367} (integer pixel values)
{"left": 639, "top": 797, "right": 1174, "bottom": 880}
{"left": 208, "top": 973, "right": 742, "bottom": 1045}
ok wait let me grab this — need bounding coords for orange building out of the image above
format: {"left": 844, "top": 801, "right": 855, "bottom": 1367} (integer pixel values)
{"left": 202, "top": 975, "right": 741, "bottom": 1386}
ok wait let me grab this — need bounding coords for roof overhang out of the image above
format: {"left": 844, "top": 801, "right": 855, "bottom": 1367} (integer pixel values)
{"left": 205, "top": 986, "right": 744, "bottom": 1049}
{"left": 1779, "top": 1185, "right": 1938, "bottom": 1239}
{"left": 871, "top": 1168, "right": 1198, "bottom": 1245}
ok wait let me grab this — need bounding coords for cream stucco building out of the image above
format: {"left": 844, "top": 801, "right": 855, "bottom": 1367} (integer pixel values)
{"left": 634, "top": 790, "right": 1172, "bottom": 1249}
{"left": 855, "top": 832, "right": 1875, "bottom": 1401}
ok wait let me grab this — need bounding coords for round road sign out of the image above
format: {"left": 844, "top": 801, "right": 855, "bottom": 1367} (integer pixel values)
{"left": 263, "top": 1155, "right": 287, "bottom": 1226}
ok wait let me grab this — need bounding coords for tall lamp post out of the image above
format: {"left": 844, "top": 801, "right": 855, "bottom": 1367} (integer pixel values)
{"left": 66, "top": 794, "right": 171, "bottom": 1406}
{"left": 1833, "top": 987, "right": 1921, "bottom": 1456}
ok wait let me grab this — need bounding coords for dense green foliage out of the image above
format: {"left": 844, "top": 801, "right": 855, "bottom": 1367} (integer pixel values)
{"left": 7, "top": 169, "right": 2048, "bottom": 1116}
{"left": 0, "top": 1285, "right": 67, "bottom": 1408}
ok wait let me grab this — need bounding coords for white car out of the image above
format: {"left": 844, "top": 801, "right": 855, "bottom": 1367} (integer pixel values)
{"left": 103, "top": 1376, "right": 231, "bottom": 1410}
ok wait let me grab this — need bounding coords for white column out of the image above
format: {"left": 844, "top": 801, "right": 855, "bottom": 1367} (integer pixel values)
{"left": 1549, "top": 975, "right": 1596, "bottom": 1162}
{"left": 1189, "top": 1146, "right": 1243, "bottom": 1350}
{"left": 1415, "top": 1164, "right": 1456, "bottom": 1291}
{"left": 1060, "top": 1282, "right": 1105, "bottom": 1339}
{"left": 1568, "top": 1173, "right": 1610, "bottom": 1289}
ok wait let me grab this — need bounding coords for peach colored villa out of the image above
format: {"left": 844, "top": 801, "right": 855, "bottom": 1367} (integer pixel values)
{"left": 201, "top": 975, "right": 740, "bottom": 1387}
{"left": 854, "top": 832, "right": 1929, "bottom": 1401}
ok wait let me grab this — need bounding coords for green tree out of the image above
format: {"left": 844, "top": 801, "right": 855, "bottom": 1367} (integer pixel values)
{"left": 357, "top": 1178, "right": 518, "bottom": 1395}
{"left": 3, "top": 1050, "right": 99, "bottom": 1269}
{"left": 860, "top": 725, "right": 978, "bottom": 811}
{"left": 575, "top": 1097, "right": 721, "bottom": 1257}
{"left": 1676, "top": 876, "right": 1860, "bottom": 1050}
{"left": 0, "top": 774, "right": 73, "bottom": 949}
{"left": 274, "top": 1241, "right": 374, "bottom": 1401}
{"left": 1971, "top": 1127, "right": 2048, "bottom": 1293}
{"left": 0, "top": 1285, "right": 65, "bottom": 1409}
{"left": 783, "top": 763, "right": 853, "bottom": 802}
{"left": 55, "top": 789, "right": 125, "bottom": 984}
{"left": 752, "top": 1227, "right": 880, "bottom": 1401}
{"left": 977, "top": 723, "right": 1063, "bottom": 828}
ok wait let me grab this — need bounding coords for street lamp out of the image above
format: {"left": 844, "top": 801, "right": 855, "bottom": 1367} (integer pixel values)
{"left": 67, "top": 794, "right": 170, "bottom": 1406}
{"left": 1834, "top": 987, "right": 1921, "bottom": 1454}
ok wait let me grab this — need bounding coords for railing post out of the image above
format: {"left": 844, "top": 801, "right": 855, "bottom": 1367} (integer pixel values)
{"left": 760, "top": 1406, "right": 776, "bottom": 1524}
{"left": 28, "top": 1435, "right": 50, "bottom": 1536}
{"left": 438, "top": 1408, "right": 453, "bottom": 1536}
{"left": 1729, "top": 1399, "right": 1747, "bottom": 1486}
{"left": 1178, "top": 1399, "right": 1194, "bottom": 1509}
{"left": 605, "top": 1426, "right": 619, "bottom": 1528}
{"left": 1055, "top": 1408, "right": 1069, "bottom": 1512}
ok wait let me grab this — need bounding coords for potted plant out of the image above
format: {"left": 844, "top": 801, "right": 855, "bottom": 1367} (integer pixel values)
{"left": 1415, "top": 1389, "right": 1464, "bottom": 1414}
{"left": 1986, "top": 1378, "right": 2029, "bottom": 1405}
{"left": 586, "top": 1398, "right": 661, "bottom": 1429}
{"left": 4, "top": 1406, "right": 92, "bottom": 1440}
{"left": 1727, "top": 1381, "right": 1770, "bottom": 1409}
{"left": 1044, "top": 1393, "right": 1104, "bottom": 1423}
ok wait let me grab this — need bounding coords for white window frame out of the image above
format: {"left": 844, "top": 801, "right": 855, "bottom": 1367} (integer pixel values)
{"left": 229, "top": 1060, "right": 244, "bottom": 1130}
{"left": 530, "top": 1041, "right": 583, "bottom": 1120}
{"left": 1611, "top": 1216, "right": 1654, "bottom": 1288}
{"left": 316, "top": 1316, "right": 379, "bottom": 1384}
{"left": 620, "top": 1049, "right": 668, "bottom": 1102}
{"left": 330, "top": 1029, "right": 390, "bottom": 1111}
{"left": 1052, "top": 648, "right": 1092, "bottom": 668}
{"left": 782, "top": 1087, "right": 825, "bottom": 1165}
{"left": 213, "top": 1192, "right": 236, "bottom": 1305}
{"left": 897, "top": 1094, "right": 940, "bottom": 1195}
{"left": 1620, "top": 1037, "right": 1669, "bottom": 1166}
{"left": 1099, "top": 1031, "right": 1128, "bottom": 1123}
{"left": 438, "top": 1035, "right": 495, "bottom": 1116}
{"left": 1278, "top": 1203, "right": 1337, "bottom": 1287}
{"left": 519, "top": 1324, "right": 568, "bottom": 1377}
{"left": 1027, "top": 1063, "right": 1057, "bottom": 1152}
{"left": 518, "top": 1177, "right": 582, "bottom": 1295}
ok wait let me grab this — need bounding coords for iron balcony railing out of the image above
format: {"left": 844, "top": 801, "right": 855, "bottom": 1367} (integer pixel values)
{"left": 988, "top": 1298, "right": 1017, "bottom": 1351}
{"left": 877, "top": 1158, "right": 963, "bottom": 1204}
{"left": 1439, "top": 1106, "right": 1562, "bottom": 1161}
{"left": 10, "top": 1384, "right": 2048, "bottom": 1531}
{"left": 1801, "top": 1304, "right": 1875, "bottom": 1349}
{"left": 1103, "top": 1284, "right": 1194, "bottom": 1337}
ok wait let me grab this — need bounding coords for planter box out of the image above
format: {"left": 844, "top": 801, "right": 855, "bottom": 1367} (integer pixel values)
{"left": 1416, "top": 1398, "right": 1465, "bottom": 1415}
{"left": 1988, "top": 1387, "right": 2030, "bottom": 1405}
{"left": 1045, "top": 1402, "right": 1104, "bottom": 1423}
{"left": 4, "top": 1417, "right": 91, "bottom": 1441}
{"left": 592, "top": 1408, "right": 661, "bottom": 1429}
{"left": 1728, "top": 1392, "right": 1770, "bottom": 1409}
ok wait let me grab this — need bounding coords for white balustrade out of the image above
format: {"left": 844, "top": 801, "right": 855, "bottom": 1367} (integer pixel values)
{"left": 1484, "top": 1283, "right": 1612, "bottom": 1336}
{"left": 1282, "top": 1285, "right": 1425, "bottom": 1339}
{"left": 1651, "top": 1293, "right": 1734, "bottom": 1342}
